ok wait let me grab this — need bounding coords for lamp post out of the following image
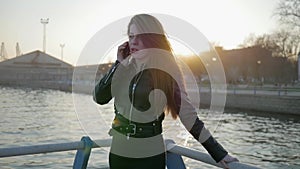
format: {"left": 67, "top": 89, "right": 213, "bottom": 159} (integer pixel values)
{"left": 257, "top": 60, "right": 261, "bottom": 84}
{"left": 0, "top": 42, "right": 7, "bottom": 60}
{"left": 254, "top": 60, "right": 261, "bottom": 95}
{"left": 60, "top": 44, "right": 65, "bottom": 61}
{"left": 40, "top": 18, "right": 49, "bottom": 53}
{"left": 16, "top": 42, "right": 21, "bottom": 56}
{"left": 298, "top": 52, "right": 300, "bottom": 83}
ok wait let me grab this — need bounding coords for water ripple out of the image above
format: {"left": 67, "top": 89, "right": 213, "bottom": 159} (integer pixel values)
{"left": 0, "top": 86, "right": 299, "bottom": 169}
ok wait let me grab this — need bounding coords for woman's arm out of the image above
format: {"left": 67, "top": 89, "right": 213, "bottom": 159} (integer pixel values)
{"left": 93, "top": 60, "right": 120, "bottom": 104}
{"left": 93, "top": 41, "right": 131, "bottom": 104}
{"left": 174, "top": 84, "right": 228, "bottom": 163}
{"left": 191, "top": 118, "right": 228, "bottom": 162}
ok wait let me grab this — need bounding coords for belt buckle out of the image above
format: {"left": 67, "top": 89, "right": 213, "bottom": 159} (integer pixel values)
{"left": 128, "top": 123, "right": 136, "bottom": 136}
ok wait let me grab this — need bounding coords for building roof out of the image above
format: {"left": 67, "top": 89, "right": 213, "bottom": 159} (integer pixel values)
{"left": 0, "top": 50, "right": 73, "bottom": 68}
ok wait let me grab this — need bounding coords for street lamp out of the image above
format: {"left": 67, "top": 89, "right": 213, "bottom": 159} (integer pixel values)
{"left": 257, "top": 60, "right": 261, "bottom": 84}
{"left": 40, "top": 18, "right": 49, "bottom": 53}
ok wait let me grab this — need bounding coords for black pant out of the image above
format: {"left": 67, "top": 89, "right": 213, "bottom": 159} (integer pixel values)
{"left": 109, "top": 152, "right": 166, "bottom": 169}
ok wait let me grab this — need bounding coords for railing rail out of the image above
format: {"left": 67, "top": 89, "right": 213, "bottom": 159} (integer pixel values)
{"left": 0, "top": 137, "right": 260, "bottom": 169}
{"left": 0, "top": 138, "right": 111, "bottom": 158}
{"left": 165, "top": 139, "right": 260, "bottom": 169}
{"left": 0, "top": 140, "right": 84, "bottom": 158}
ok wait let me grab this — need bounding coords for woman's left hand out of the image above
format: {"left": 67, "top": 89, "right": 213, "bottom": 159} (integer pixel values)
{"left": 219, "top": 154, "right": 239, "bottom": 169}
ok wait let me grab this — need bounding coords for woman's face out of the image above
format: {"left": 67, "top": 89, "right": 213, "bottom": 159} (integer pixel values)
{"left": 128, "top": 24, "right": 145, "bottom": 54}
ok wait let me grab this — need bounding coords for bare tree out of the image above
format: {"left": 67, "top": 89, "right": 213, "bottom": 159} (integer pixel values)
{"left": 239, "top": 33, "right": 257, "bottom": 48}
{"left": 274, "top": 0, "right": 300, "bottom": 28}
{"left": 272, "top": 29, "right": 291, "bottom": 58}
{"left": 242, "top": 30, "right": 299, "bottom": 59}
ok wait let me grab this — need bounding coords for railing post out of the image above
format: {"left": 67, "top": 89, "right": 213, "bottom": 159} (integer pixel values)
{"left": 233, "top": 85, "right": 236, "bottom": 95}
{"left": 284, "top": 85, "right": 287, "bottom": 95}
{"left": 73, "top": 136, "right": 94, "bottom": 169}
{"left": 166, "top": 139, "right": 186, "bottom": 169}
{"left": 167, "top": 152, "right": 186, "bottom": 169}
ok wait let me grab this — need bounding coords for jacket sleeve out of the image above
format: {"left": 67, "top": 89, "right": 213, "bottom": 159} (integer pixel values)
{"left": 174, "top": 83, "right": 228, "bottom": 163}
{"left": 93, "top": 60, "right": 120, "bottom": 104}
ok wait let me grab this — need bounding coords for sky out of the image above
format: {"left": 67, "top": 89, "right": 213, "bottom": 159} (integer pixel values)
{"left": 0, "top": 0, "right": 280, "bottom": 65}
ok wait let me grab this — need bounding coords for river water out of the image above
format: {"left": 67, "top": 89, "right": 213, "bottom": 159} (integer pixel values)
{"left": 0, "top": 86, "right": 299, "bottom": 169}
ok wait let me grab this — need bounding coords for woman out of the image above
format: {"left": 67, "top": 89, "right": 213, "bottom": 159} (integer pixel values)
{"left": 93, "top": 14, "right": 238, "bottom": 169}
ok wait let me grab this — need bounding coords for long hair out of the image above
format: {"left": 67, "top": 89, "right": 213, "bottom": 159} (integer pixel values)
{"left": 128, "top": 14, "right": 180, "bottom": 119}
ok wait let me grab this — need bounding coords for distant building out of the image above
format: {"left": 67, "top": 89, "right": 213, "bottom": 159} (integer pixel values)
{"left": 215, "top": 46, "right": 275, "bottom": 84}
{"left": 0, "top": 50, "right": 73, "bottom": 91}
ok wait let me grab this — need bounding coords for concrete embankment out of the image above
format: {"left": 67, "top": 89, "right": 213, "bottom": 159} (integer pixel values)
{"left": 0, "top": 81, "right": 72, "bottom": 92}
{"left": 199, "top": 92, "right": 300, "bottom": 115}
{"left": 2, "top": 81, "right": 299, "bottom": 115}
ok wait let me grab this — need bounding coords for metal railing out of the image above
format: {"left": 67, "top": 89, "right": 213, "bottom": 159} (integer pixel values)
{"left": 196, "top": 84, "right": 300, "bottom": 97}
{"left": 0, "top": 136, "right": 260, "bottom": 169}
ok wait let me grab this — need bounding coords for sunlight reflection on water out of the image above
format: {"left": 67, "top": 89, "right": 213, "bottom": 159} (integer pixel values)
{"left": 0, "top": 86, "right": 299, "bottom": 169}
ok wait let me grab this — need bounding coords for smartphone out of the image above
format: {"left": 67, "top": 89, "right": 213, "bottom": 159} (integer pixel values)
{"left": 123, "top": 42, "right": 130, "bottom": 58}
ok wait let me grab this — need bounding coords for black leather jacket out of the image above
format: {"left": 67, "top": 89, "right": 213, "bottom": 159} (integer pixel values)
{"left": 93, "top": 60, "right": 228, "bottom": 162}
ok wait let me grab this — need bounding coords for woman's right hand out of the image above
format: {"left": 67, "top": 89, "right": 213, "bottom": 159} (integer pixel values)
{"left": 219, "top": 154, "right": 239, "bottom": 169}
{"left": 117, "top": 42, "right": 130, "bottom": 62}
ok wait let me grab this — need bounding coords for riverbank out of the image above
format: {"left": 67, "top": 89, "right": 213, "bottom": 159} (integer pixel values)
{"left": 199, "top": 92, "right": 300, "bottom": 116}
{"left": 1, "top": 83, "right": 299, "bottom": 116}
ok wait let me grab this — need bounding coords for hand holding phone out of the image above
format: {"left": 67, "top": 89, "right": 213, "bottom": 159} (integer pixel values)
{"left": 117, "top": 42, "right": 130, "bottom": 62}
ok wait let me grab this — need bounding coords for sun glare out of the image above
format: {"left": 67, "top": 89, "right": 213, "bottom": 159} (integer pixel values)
{"left": 169, "top": 38, "right": 196, "bottom": 57}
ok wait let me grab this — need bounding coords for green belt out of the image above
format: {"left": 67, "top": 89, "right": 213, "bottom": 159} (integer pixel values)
{"left": 111, "top": 113, "right": 164, "bottom": 138}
